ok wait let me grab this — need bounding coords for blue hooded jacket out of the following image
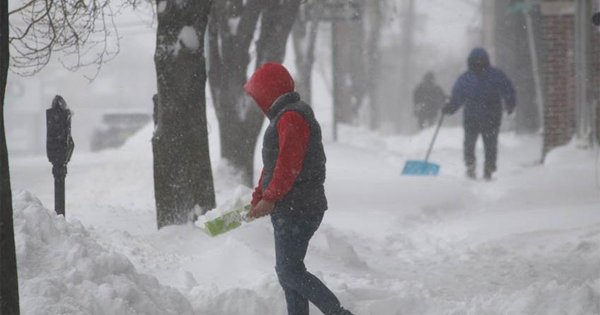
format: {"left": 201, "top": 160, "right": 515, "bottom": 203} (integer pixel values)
{"left": 446, "top": 48, "right": 516, "bottom": 128}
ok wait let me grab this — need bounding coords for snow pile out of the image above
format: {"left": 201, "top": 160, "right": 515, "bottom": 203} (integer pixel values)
{"left": 13, "top": 191, "right": 193, "bottom": 315}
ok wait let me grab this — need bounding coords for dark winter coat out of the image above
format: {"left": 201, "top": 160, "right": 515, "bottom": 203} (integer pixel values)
{"left": 261, "top": 92, "right": 328, "bottom": 214}
{"left": 445, "top": 48, "right": 516, "bottom": 129}
{"left": 413, "top": 79, "right": 446, "bottom": 118}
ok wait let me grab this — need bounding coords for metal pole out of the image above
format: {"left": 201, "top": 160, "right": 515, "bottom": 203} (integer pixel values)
{"left": 52, "top": 165, "right": 66, "bottom": 216}
{"left": 574, "top": 0, "right": 592, "bottom": 145}
{"left": 424, "top": 114, "right": 444, "bottom": 162}
{"left": 594, "top": 0, "right": 600, "bottom": 149}
{"left": 332, "top": 21, "right": 338, "bottom": 141}
{"left": 525, "top": 5, "right": 544, "bottom": 135}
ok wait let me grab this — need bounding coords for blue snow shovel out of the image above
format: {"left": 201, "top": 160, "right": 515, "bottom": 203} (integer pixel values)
{"left": 402, "top": 114, "right": 445, "bottom": 176}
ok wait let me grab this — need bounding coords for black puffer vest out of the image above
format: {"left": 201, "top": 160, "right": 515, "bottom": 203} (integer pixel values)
{"left": 261, "top": 92, "right": 328, "bottom": 214}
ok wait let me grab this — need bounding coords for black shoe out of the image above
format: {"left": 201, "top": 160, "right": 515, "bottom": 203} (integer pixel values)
{"left": 484, "top": 165, "right": 496, "bottom": 181}
{"left": 466, "top": 167, "right": 476, "bottom": 179}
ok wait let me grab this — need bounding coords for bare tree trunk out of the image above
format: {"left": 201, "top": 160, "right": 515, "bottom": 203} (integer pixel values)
{"left": 398, "top": 0, "right": 415, "bottom": 133}
{"left": 208, "top": 0, "right": 300, "bottom": 186}
{"left": 0, "top": 0, "right": 21, "bottom": 313}
{"left": 153, "top": 0, "right": 215, "bottom": 229}
{"left": 292, "top": 1, "right": 321, "bottom": 104}
{"left": 331, "top": 2, "right": 367, "bottom": 125}
{"left": 365, "top": 1, "right": 383, "bottom": 130}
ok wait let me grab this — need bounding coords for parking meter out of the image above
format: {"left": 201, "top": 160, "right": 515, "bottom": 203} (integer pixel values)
{"left": 46, "top": 95, "right": 74, "bottom": 216}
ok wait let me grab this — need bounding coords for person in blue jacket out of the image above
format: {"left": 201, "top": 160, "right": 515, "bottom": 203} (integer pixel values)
{"left": 442, "top": 47, "right": 516, "bottom": 180}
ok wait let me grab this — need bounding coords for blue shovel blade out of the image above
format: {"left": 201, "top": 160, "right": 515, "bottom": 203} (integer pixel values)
{"left": 402, "top": 160, "right": 440, "bottom": 176}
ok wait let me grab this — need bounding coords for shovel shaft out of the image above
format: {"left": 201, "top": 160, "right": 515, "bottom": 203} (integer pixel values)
{"left": 424, "top": 114, "right": 445, "bottom": 162}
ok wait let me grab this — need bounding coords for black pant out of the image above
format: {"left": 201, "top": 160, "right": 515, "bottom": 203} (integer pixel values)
{"left": 464, "top": 123, "right": 499, "bottom": 172}
{"left": 417, "top": 114, "right": 437, "bottom": 129}
{"left": 271, "top": 212, "right": 344, "bottom": 315}
{"left": 415, "top": 108, "right": 437, "bottom": 129}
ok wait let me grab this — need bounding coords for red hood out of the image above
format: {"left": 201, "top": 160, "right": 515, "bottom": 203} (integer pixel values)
{"left": 244, "top": 63, "right": 295, "bottom": 113}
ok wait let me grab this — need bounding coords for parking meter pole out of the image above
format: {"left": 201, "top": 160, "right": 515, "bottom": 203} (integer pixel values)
{"left": 52, "top": 165, "right": 66, "bottom": 216}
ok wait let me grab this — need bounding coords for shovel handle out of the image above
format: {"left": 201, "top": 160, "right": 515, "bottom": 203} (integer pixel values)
{"left": 424, "top": 113, "right": 445, "bottom": 162}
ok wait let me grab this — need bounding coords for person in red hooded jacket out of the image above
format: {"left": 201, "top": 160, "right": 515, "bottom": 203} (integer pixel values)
{"left": 245, "top": 63, "right": 353, "bottom": 315}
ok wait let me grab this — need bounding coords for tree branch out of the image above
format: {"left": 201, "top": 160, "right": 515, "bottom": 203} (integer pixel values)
{"left": 8, "top": 0, "right": 141, "bottom": 77}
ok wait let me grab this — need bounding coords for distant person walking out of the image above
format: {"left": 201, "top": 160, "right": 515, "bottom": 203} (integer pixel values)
{"left": 244, "top": 62, "right": 353, "bottom": 315}
{"left": 413, "top": 71, "right": 446, "bottom": 129}
{"left": 442, "top": 48, "right": 516, "bottom": 180}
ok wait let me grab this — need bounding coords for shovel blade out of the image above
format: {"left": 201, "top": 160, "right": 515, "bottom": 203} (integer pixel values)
{"left": 200, "top": 204, "right": 251, "bottom": 237}
{"left": 402, "top": 160, "right": 440, "bottom": 176}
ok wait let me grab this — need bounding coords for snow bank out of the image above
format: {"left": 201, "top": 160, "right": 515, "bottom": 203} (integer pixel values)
{"left": 13, "top": 191, "right": 193, "bottom": 315}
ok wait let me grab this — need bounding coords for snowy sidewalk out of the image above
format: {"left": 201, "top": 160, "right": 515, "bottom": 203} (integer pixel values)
{"left": 11, "top": 124, "right": 600, "bottom": 314}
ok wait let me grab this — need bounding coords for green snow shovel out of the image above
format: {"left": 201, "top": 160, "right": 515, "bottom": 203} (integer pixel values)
{"left": 402, "top": 114, "right": 445, "bottom": 176}
{"left": 199, "top": 204, "right": 253, "bottom": 237}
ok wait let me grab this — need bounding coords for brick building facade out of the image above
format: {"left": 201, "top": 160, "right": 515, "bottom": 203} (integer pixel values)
{"left": 539, "top": 0, "right": 600, "bottom": 157}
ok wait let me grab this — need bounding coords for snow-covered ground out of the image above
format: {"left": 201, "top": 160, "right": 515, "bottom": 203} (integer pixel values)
{"left": 10, "top": 117, "right": 600, "bottom": 314}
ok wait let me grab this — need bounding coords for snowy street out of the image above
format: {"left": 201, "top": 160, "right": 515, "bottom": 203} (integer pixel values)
{"left": 10, "top": 122, "right": 600, "bottom": 314}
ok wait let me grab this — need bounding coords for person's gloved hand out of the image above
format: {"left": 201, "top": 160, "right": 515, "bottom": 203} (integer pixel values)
{"left": 248, "top": 199, "right": 275, "bottom": 218}
{"left": 251, "top": 187, "right": 262, "bottom": 207}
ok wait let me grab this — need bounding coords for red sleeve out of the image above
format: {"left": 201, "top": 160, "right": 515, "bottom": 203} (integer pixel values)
{"left": 251, "top": 169, "right": 264, "bottom": 207}
{"left": 262, "top": 111, "right": 310, "bottom": 202}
